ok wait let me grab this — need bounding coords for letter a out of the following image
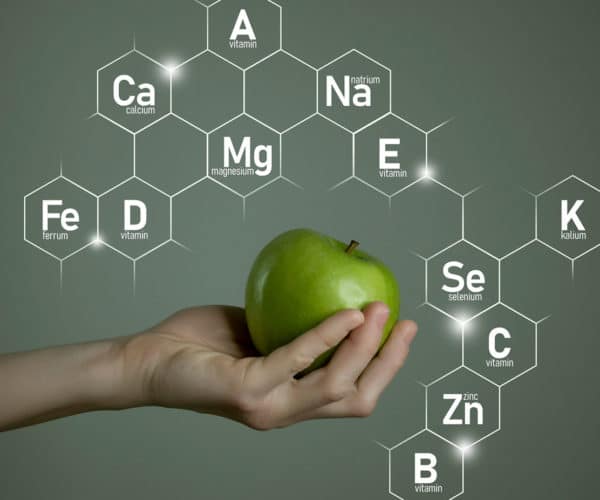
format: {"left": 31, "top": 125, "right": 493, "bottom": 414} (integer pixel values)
{"left": 230, "top": 9, "right": 256, "bottom": 40}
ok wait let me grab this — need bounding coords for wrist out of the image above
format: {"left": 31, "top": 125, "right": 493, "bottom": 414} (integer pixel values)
{"left": 0, "top": 337, "right": 150, "bottom": 431}
{"left": 0, "top": 333, "right": 162, "bottom": 431}
{"left": 115, "top": 332, "right": 167, "bottom": 409}
{"left": 72, "top": 335, "right": 153, "bottom": 412}
{"left": 73, "top": 338, "right": 137, "bottom": 411}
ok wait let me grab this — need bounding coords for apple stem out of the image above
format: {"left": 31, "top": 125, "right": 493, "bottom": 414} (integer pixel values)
{"left": 345, "top": 239, "right": 360, "bottom": 254}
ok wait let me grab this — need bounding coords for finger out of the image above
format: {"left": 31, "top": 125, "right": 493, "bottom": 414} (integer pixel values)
{"left": 357, "top": 320, "right": 417, "bottom": 395}
{"left": 289, "top": 320, "right": 417, "bottom": 422}
{"left": 255, "top": 309, "right": 365, "bottom": 391}
{"left": 278, "top": 302, "right": 389, "bottom": 418}
{"left": 324, "top": 302, "right": 390, "bottom": 384}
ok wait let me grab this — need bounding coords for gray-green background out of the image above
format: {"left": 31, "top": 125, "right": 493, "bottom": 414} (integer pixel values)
{"left": 1, "top": 0, "right": 599, "bottom": 498}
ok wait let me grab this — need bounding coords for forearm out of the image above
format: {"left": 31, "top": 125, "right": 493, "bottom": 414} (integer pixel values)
{"left": 0, "top": 338, "right": 144, "bottom": 431}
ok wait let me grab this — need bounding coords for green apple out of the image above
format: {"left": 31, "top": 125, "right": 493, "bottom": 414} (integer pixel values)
{"left": 245, "top": 228, "right": 400, "bottom": 373}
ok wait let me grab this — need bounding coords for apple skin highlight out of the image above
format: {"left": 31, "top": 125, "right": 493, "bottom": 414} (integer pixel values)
{"left": 245, "top": 228, "right": 400, "bottom": 373}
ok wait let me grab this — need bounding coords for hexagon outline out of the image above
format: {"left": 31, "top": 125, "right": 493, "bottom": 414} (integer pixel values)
{"left": 534, "top": 174, "right": 600, "bottom": 264}
{"left": 463, "top": 316, "right": 540, "bottom": 388}
{"left": 461, "top": 184, "right": 537, "bottom": 260}
{"left": 353, "top": 111, "right": 428, "bottom": 197}
{"left": 207, "top": 112, "right": 282, "bottom": 197}
{"left": 207, "top": 0, "right": 282, "bottom": 70}
{"left": 96, "top": 47, "right": 171, "bottom": 134}
{"left": 497, "top": 238, "right": 575, "bottom": 318}
{"left": 97, "top": 176, "right": 172, "bottom": 260}
{"left": 419, "top": 254, "right": 504, "bottom": 325}
{"left": 174, "top": 43, "right": 246, "bottom": 132}
{"left": 159, "top": 129, "right": 211, "bottom": 198}
{"left": 423, "top": 237, "right": 501, "bottom": 322}
{"left": 24, "top": 172, "right": 99, "bottom": 262}
{"left": 489, "top": 302, "right": 550, "bottom": 388}
{"left": 244, "top": 49, "right": 319, "bottom": 131}
{"left": 317, "top": 48, "right": 392, "bottom": 132}
{"left": 134, "top": 113, "right": 209, "bottom": 196}
{"left": 329, "top": 119, "right": 454, "bottom": 200}
{"left": 387, "top": 429, "right": 465, "bottom": 500}
{"left": 425, "top": 367, "right": 502, "bottom": 448}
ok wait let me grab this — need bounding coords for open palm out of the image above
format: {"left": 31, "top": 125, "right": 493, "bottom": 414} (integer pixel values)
{"left": 127, "top": 303, "right": 417, "bottom": 430}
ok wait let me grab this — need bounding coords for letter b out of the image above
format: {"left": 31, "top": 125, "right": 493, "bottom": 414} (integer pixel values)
{"left": 414, "top": 453, "right": 438, "bottom": 484}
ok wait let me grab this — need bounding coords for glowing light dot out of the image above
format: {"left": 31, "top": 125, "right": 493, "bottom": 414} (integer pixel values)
{"left": 455, "top": 313, "right": 471, "bottom": 328}
{"left": 458, "top": 442, "right": 477, "bottom": 459}
{"left": 420, "top": 165, "right": 434, "bottom": 180}
{"left": 163, "top": 60, "right": 180, "bottom": 76}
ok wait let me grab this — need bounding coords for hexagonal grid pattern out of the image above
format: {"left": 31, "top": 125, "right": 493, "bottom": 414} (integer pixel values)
{"left": 21, "top": 1, "right": 600, "bottom": 498}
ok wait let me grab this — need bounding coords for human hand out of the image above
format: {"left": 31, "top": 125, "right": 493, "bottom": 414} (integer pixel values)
{"left": 125, "top": 303, "right": 417, "bottom": 430}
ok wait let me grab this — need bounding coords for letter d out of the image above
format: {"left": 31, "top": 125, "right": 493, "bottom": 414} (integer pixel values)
{"left": 124, "top": 200, "right": 147, "bottom": 231}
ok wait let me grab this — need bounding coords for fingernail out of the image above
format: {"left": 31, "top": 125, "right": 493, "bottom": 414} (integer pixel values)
{"left": 403, "top": 323, "right": 418, "bottom": 344}
{"left": 376, "top": 306, "right": 390, "bottom": 327}
{"left": 350, "top": 309, "right": 365, "bottom": 325}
